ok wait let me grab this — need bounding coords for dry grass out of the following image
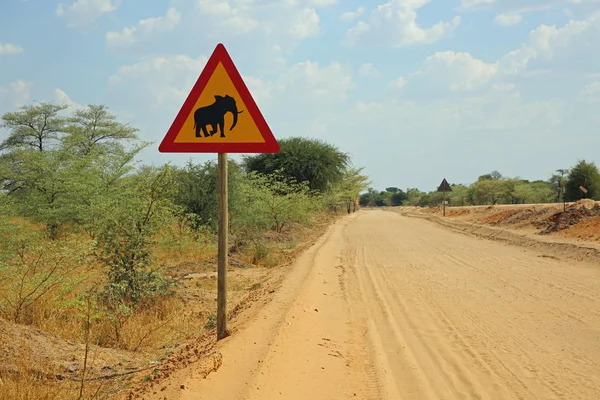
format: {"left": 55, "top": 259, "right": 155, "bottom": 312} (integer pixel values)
{"left": 0, "top": 333, "right": 112, "bottom": 400}
{"left": 0, "top": 210, "right": 340, "bottom": 399}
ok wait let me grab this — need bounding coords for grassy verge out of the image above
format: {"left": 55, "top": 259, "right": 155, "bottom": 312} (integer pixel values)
{"left": 0, "top": 210, "right": 341, "bottom": 399}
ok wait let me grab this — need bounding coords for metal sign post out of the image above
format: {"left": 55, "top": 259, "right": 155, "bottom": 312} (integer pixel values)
{"left": 437, "top": 178, "right": 452, "bottom": 217}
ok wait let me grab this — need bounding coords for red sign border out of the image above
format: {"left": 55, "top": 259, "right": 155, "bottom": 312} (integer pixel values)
{"left": 158, "top": 43, "right": 280, "bottom": 153}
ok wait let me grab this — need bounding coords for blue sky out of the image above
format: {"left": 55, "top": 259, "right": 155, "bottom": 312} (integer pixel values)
{"left": 1, "top": 0, "right": 600, "bottom": 191}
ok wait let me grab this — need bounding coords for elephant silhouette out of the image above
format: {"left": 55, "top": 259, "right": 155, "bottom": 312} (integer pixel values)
{"left": 193, "top": 95, "right": 244, "bottom": 138}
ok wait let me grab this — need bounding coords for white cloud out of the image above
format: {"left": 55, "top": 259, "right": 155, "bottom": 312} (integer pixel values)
{"left": 461, "top": 0, "right": 600, "bottom": 14}
{"left": 191, "top": 0, "right": 259, "bottom": 36}
{"left": 287, "top": 8, "right": 320, "bottom": 39}
{"left": 279, "top": 61, "right": 354, "bottom": 102}
{"left": 581, "top": 81, "right": 600, "bottom": 94}
{"left": 413, "top": 51, "right": 499, "bottom": 91}
{"left": 0, "top": 81, "right": 32, "bottom": 115}
{"left": 461, "top": 0, "right": 495, "bottom": 8}
{"left": 346, "top": 0, "right": 461, "bottom": 47}
{"left": 186, "top": 0, "right": 320, "bottom": 40}
{"left": 391, "top": 11, "right": 600, "bottom": 98}
{"left": 341, "top": 7, "right": 365, "bottom": 22}
{"left": 106, "top": 7, "right": 181, "bottom": 49}
{"left": 55, "top": 89, "right": 87, "bottom": 112}
{"left": 495, "top": 13, "right": 522, "bottom": 26}
{"left": 0, "top": 42, "right": 24, "bottom": 55}
{"left": 359, "top": 62, "right": 383, "bottom": 78}
{"left": 108, "top": 54, "right": 209, "bottom": 107}
{"left": 308, "top": 0, "right": 338, "bottom": 6}
{"left": 387, "top": 76, "right": 407, "bottom": 90}
{"left": 499, "top": 11, "right": 600, "bottom": 74}
{"left": 103, "top": 0, "right": 322, "bottom": 67}
{"left": 579, "top": 81, "right": 600, "bottom": 103}
{"left": 56, "top": 0, "right": 120, "bottom": 28}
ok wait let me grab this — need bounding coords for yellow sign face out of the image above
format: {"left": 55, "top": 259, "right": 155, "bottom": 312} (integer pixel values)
{"left": 159, "top": 43, "right": 279, "bottom": 154}
{"left": 173, "top": 62, "right": 265, "bottom": 144}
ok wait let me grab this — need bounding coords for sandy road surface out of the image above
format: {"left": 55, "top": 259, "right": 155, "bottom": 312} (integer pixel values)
{"left": 147, "top": 210, "right": 600, "bottom": 400}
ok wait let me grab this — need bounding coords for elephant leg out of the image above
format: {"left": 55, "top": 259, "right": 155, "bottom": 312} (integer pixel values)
{"left": 218, "top": 117, "right": 226, "bottom": 138}
{"left": 194, "top": 120, "right": 201, "bottom": 137}
{"left": 201, "top": 125, "right": 210, "bottom": 138}
{"left": 209, "top": 123, "right": 218, "bottom": 137}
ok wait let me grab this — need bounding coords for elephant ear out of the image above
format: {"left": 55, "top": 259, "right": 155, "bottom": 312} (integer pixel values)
{"left": 214, "top": 95, "right": 224, "bottom": 101}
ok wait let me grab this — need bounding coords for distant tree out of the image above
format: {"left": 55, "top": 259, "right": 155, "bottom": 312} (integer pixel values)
{"left": 549, "top": 168, "right": 570, "bottom": 203}
{"left": 378, "top": 191, "right": 391, "bottom": 206}
{"left": 469, "top": 179, "right": 505, "bottom": 205}
{"left": 565, "top": 160, "right": 600, "bottom": 201}
{"left": 478, "top": 171, "right": 503, "bottom": 181}
{"left": 405, "top": 188, "right": 426, "bottom": 206}
{"left": 359, "top": 188, "right": 380, "bottom": 206}
{"left": 448, "top": 184, "right": 469, "bottom": 206}
{"left": 359, "top": 192, "right": 370, "bottom": 207}
{"left": 390, "top": 190, "right": 407, "bottom": 206}
{"left": 242, "top": 137, "right": 350, "bottom": 193}
{"left": 338, "top": 167, "right": 370, "bottom": 213}
{"left": 513, "top": 181, "right": 555, "bottom": 204}
{"left": 501, "top": 178, "right": 523, "bottom": 204}
{"left": 385, "top": 187, "right": 399, "bottom": 194}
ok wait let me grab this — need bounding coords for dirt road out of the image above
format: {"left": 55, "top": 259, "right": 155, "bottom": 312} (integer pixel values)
{"left": 148, "top": 210, "right": 600, "bottom": 400}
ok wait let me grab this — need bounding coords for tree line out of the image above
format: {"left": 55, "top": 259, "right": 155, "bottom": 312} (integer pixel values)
{"left": 361, "top": 163, "right": 600, "bottom": 208}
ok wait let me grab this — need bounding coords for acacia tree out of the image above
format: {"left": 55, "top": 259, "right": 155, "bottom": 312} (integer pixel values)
{"left": 334, "top": 167, "right": 370, "bottom": 213}
{"left": 549, "top": 169, "right": 570, "bottom": 203}
{"left": 0, "top": 102, "right": 68, "bottom": 151}
{"left": 0, "top": 102, "right": 146, "bottom": 238}
{"left": 62, "top": 105, "right": 138, "bottom": 156}
{"left": 468, "top": 179, "right": 505, "bottom": 205}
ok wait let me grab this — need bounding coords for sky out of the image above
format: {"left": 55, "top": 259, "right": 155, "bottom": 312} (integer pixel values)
{"left": 1, "top": 0, "right": 600, "bottom": 192}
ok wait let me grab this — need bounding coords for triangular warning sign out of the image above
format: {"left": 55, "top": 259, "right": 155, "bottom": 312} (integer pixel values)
{"left": 159, "top": 43, "right": 279, "bottom": 153}
{"left": 437, "top": 178, "right": 452, "bottom": 192}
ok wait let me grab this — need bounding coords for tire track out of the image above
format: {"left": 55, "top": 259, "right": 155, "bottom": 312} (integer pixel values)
{"left": 343, "top": 210, "right": 600, "bottom": 400}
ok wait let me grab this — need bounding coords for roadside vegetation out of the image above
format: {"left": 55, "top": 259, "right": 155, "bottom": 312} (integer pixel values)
{"left": 0, "top": 101, "right": 369, "bottom": 398}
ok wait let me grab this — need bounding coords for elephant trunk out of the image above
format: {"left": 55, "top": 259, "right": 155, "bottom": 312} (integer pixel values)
{"left": 230, "top": 108, "right": 244, "bottom": 131}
